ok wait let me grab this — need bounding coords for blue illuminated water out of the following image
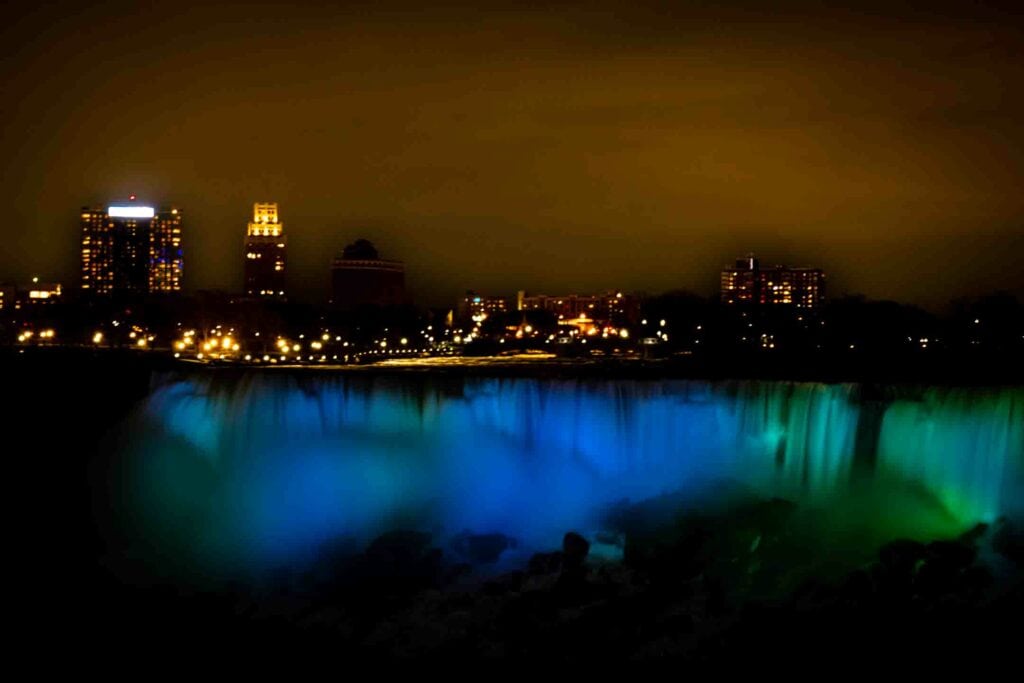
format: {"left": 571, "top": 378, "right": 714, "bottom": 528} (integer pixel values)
{"left": 118, "top": 373, "right": 1023, "bottom": 574}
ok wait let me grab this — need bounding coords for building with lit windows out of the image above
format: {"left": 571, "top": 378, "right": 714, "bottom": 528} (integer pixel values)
{"left": 243, "top": 202, "right": 287, "bottom": 298}
{"left": 80, "top": 198, "right": 183, "bottom": 295}
{"left": 720, "top": 254, "right": 824, "bottom": 309}
{"left": 23, "top": 277, "right": 62, "bottom": 305}
{"left": 0, "top": 285, "right": 14, "bottom": 312}
{"left": 516, "top": 290, "right": 640, "bottom": 324}
{"left": 149, "top": 209, "right": 183, "bottom": 292}
{"left": 330, "top": 239, "right": 406, "bottom": 309}
{"left": 0, "top": 278, "right": 64, "bottom": 312}
{"left": 457, "top": 291, "right": 509, "bottom": 321}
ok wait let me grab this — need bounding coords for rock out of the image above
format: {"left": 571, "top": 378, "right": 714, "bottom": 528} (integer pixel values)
{"left": 992, "top": 518, "right": 1024, "bottom": 567}
{"left": 959, "top": 564, "right": 994, "bottom": 599}
{"left": 837, "top": 568, "right": 874, "bottom": 604}
{"left": 703, "top": 575, "right": 727, "bottom": 616}
{"left": 875, "top": 539, "right": 927, "bottom": 598}
{"left": 563, "top": 532, "right": 591, "bottom": 569}
{"left": 915, "top": 559, "right": 960, "bottom": 598}
{"left": 482, "top": 571, "right": 525, "bottom": 596}
{"left": 624, "top": 518, "right": 712, "bottom": 582}
{"left": 925, "top": 539, "right": 976, "bottom": 569}
{"left": 908, "top": 539, "right": 978, "bottom": 598}
{"left": 878, "top": 539, "right": 927, "bottom": 573}
{"left": 354, "top": 530, "right": 444, "bottom": 594}
{"left": 660, "top": 611, "right": 695, "bottom": 634}
{"left": 553, "top": 567, "right": 591, "bottom": 605}
{"left": 365, "top": 530, "right": 433, "bottom": 564}
{"left": 790, "top": 578, "right": 833, "bottom": 607}
{"left": 442, "top": 562, "right": 473, "bottom": 585}
{"left": 450, "top": 531, "right": 516, "bottom": 564}
{"left": 528, "top": 551, "right": 563, "bottom": 575}
{"left": 958, "top": 522, "right": 989, "bottom": 545}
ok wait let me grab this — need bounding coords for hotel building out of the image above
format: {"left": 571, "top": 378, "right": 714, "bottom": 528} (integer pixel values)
{"left": 80, "top": 198, "right": 183, "bottom": 295}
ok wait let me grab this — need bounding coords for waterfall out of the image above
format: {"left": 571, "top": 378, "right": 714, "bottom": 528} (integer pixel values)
{"left": 876, "top": 387, "right": 1024, "bottom": 522}
{"left": 119, "top": 372, "right": 1024, "bottom": 571}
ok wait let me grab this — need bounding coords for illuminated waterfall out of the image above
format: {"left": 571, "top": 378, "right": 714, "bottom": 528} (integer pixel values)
{"left": 877, "top": 387, "right": 1024, "bottom": 522}
{"left": 121, "top": 373, "right": 1024, "bottom": 571}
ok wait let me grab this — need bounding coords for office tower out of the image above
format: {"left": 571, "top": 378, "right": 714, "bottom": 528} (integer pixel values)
{"left": 244, "top": 202, "right": 287, "bottom": 298}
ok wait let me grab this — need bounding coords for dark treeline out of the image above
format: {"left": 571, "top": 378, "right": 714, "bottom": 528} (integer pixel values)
{"left": 635, "top": 290, "right": 1023, "bottom": 356}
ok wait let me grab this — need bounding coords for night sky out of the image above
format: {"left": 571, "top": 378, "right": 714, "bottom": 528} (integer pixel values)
{"left": 2, "top": 1, "right": 1023, "bottom": 308}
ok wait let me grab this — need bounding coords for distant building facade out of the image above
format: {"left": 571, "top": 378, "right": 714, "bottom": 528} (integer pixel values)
{"left": 80, "top": 199, "right": 183, "bottom": 295}
{"left": 0, "top": 278, "right": 63, "bottom": 312}
{"left": 244, "top": 202, "right": 287, "bottom": 298}
{"left": 330, "top": 239, "right": 406, "bottom": 309}
{"left": 23, "top": 278, "right": 62, "bottom": 305}
{"left": 0, "top": 285, "right": 14, "bottom": 312}
{"left": 720, "top": 255, "right": 824, "bottom": 309}
{"left": 516, "top": 290, "right": 640, "bottom": 324}
{"left": 457, "top": 291, "right": 509, "bottom": 321}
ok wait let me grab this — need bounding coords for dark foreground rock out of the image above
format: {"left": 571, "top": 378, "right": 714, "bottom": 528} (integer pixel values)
{"left": 84, "top": 503, "right": 1024, "bottom": 663}
{"left": 993, "top": 518, "right": 1024, "bottom": 566}
{"left": 450, "top": 532, "right": 517, "bottom": 564}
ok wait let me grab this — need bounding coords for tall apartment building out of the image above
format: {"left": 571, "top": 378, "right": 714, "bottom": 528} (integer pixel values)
{"left": 720, "top": 254, "right": 824, "bottom": 309}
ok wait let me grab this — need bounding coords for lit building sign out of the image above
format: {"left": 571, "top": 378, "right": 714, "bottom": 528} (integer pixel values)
{"left": 108, "top": 206, "right": 155, "bottom": 218}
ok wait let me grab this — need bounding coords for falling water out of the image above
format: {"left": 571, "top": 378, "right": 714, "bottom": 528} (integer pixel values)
{"left": 115, "top": 372, "right": 1024, "bottom": 574}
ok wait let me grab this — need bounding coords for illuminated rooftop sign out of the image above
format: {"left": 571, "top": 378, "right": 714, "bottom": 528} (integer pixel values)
{"left": 108, "top": 206, "right": 155, "bottom": 218}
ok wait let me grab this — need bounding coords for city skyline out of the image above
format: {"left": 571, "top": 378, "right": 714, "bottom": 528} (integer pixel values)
{"left": 3, "top": 2, "right": 1024, "bottom": 309}
{"left": 1, "top": 193, "right": 1018, "bottom": 311}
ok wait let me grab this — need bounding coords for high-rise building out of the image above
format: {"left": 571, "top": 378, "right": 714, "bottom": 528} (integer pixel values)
{"left": 720, "top": 254, "right": 824, "bottom": 308}
{"left": 330, "top": 239, "right": 406, "bottom": 309}
{"left": 243, "top": 202, "right": 287, "bottom": 298}
{"left": 80, "top": 199, "right": 183, "bottom": 295}
{"left": 720, "top": 255, "right": 760, "bottom": 306}
{"left": 149, "top": 209, "right": 184, "bottom": 292}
